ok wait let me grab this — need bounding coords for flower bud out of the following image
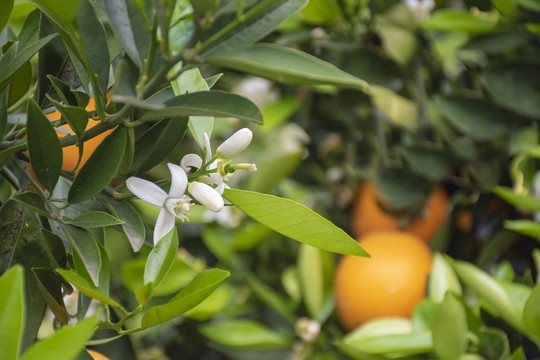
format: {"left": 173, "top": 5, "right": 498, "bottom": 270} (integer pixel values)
{"left": 216, "top": 128, "right": 253, "bottom": 159}
{"left": 180, "top": 154, "right": 203, "bottom": 173}
{"left": 188, "top": 182, "right": 224, "bottom": 212}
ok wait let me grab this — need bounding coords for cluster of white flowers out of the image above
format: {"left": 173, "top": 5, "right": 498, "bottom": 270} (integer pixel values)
{"left": 126, "top": 128, "right": 256, "bottom": 244}
{"left": 404, "top": 0, "right": 435, "bottom": 19}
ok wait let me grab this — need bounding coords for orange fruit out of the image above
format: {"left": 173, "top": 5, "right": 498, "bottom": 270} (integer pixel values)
{"left": 46, "top": 97, "right": 114, "bottom": 173}
{"left": 351, "top": 182, "right": 449, "bottom": 242}
{"left": 334, "top": 231, "right": 433, "bottom": 331}
{"left": 87, "top": 349, "right": 110, "bottom": 360}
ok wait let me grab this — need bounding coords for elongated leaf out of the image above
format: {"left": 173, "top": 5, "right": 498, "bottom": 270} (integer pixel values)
{"left": 64, "top": 211, "right": 124, "bottom": 228}
{"left": 131, "top": 117, "right": 189, "bottom": 174}
{"left": 523, "top": 284, "right": 540, "bottom": 339}
{"left": 63, "top": 225, "right": 101, "bottom": 287}
{"left": 12, "top": 191, "right": 50, "bottom": 218}
{"left": 504, "top": 220, "right": 540, "bottom": 239}
{"left": 200, "top": 320, "right": 293, "bottom": 349}
{"left": 56, "top": 269, "right": 121, "bottom": 308}
{"left": 0, "top": 0, "right": 13, "bottom": 32}
{"left": 33, "top": 0, "right": 81, "bottom": 24}
{"left": 494, "top": 186, "right": 540, "bottom": 213}
{"left": 370, "top": 85, "right": 417, "bottom": 129}
{"left": 421, "top": 9, "right": 497, "bottom": 33}
{"left": 68, "top": 126, "right": 126, "bottom": 204}
{"left": 203, "top": 44, "right": 368, "bottom": 91}
{"left": 428, "top": 253, "right": 462, "bottom": 303}
{"left": 432, "top": 293, "right": 468, "bottom": 360}
{"left": 104, "top": 197, "right": 145, "bottom": 252}
{"left": 20, "top": 312, "right": 97, "bottom": 360}
{"left": 77, "top": 0, "right": 110, "bottom": 95}
{"left": 104, "top": 0, "right": 148, "bottom": 69}
{"left": 0, "top": 265, "right": 25, "bottom": 360}
{"left": 199, "top": 0, "right": 308, "bottom": 55}
{"left": 138, "top": 91, "right": 263, "bottom": 124}
{"left": 223, "top": 189, "right": 368, "bottom": 256}
{"left": 26, "top": 99, "right": 62, "bottom": 191}
{"left": 0, "top": 88, "right": 7, "bottom": 140}
{"left": 298, "top": 244, "right": 324, "bottom": 319}
{"left": 142, "top": 268, "right": 230, "bottom": 328}
{"left": 32, "top": 268, "right": 69, "bottom": 325}
{"left": 144, "top": 229, "right": 179, "bottom": 288}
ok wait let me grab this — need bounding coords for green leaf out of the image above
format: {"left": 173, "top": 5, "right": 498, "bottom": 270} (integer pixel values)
{"left": 435, "top": 95, "right": 513, "bottom": 140}
{"left": 0, "top": 88, "right": 7, "bottom": 140}
{"left": 63, "top": 224, "right": 101, "bottom": 286}
{"left": 20, "top": 312, "right": 98, "bottom": 360}
{"left": 143, "top": 229, "right": 179, "bottom": 288}
{"left": 0, "top": 265, "right": 25, "bottom": 360}
{"left": 428, "top": 252, "right": 462, "bottom": 303}
{"left": 399, "top": 147, "right": 453, "bottom": 181}
{"left": 452, "top": 259, "right": 526, "bottom": 333}
{"left": 76, "top": 0, "right": 110, "bottom": 96}
{"left": 46, "top": 97, "right": 89, "bottom": 138}
{"left": 64, "top": 211, "right": 124, "bottom": 228}
{"left": 138, "top": 91, "right": 263, "bottom": 124}
{"left": 222, "top": 189, "right": 368, "bottom": 256}
{"left": 298, "top": 244, "right": 324, "bottom": 319}
{"left": 68, "top": 126, "right": 127, "bottom": 204}
{"left": 56, "top": 269, "right": 121, "bottom": 308}
{"left": 199, "top": 320, "right": 293, "bottom": 349}
{"left": 31, "top": 268, "right": 69, "bottom": 325}
{"left": 504, "top": 220, "right": 540, "bottom": 239}
{"left": 172, "top": 68, "right": 214, "bottom": 149}
{"left": 432, "top": 293, "right": 468, "bottom": 360}
{"left": 198, "top": 0, "right": 308, "bottom": 55}
{"left": 523, "top": 283, "right": 540, "bottom": 339}
{"left": 104, "top": 0, "right": 149, "bottom": 69}
{"left": 0, "top": 0, "right": 13, "bottom": 32}
{"left": 26, "top": 99, "right": 62, "bottom": 192}
{"left": 421, "top": 9, "right": 498, "bottom": 34}
{"left": 494, "top": 186, "right": 540, "bottom": 213}
{"left": 7, "top": 60, "right": 32, "bottom": 108}
{"left": 12, "top": 191, "right": 50, "bottom": 218}
{"left": 370, "top": 85, "right": 417, "bottom": 129}
{"left": 245, "top": 272, "right": 296, "bottom": 323}
{"left": 203, "top": 44, "right": 368, "bottom": 91}
{"left": 33, "top": 0, "right": 81, "bottom": 24}
{"left": 131, "top": 117, "right": 189, "bottom": 174}
{"left": 482, "top": 63, "right": 540, "bottom": 118}
{"left": 375, "top": 3, "right": 417, "bottom": 66}
{"left": 493, "top": 0, "right": 518, "bottom": 15}
{"left": 104, "top": 197, "right": 145, "bottom": 252}
{"left": 141, "top": 268, "right": 230, "bottom": 328}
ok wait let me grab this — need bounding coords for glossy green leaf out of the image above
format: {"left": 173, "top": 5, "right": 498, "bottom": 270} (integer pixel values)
{"left": 510, "top": 347, "right": 527, "bottom": 360}
{"left": 64, "top": 211, "right": 124, "bottom": 228}
{"left": 46, "top": 97, "right": 88, "bottom": 138}
{"left": 0, "top": 0, "right": 13, "bottom": 32}
{"left": 504, "top": 220, "right": 540, "bottom": 239}
{"left": 172, "top": 68, "right": 214, "bottom": 149}
{"left": 494, "top": 186, "right": 540, "bottom": 213}
{"left": 138, "top": 91, "right": 263, "bottom": 124}
{"left": 142, "top": 268, "right": 230, "bottom": 328}
{"left": 523, "top": 283, "right": 540, "bottom": 338}
{"left": 104, "top": 197, "right": 145, "bottom": 252}
{"left": 203, "top": 44, "right": 368, "bottom": 91}
{"left": 26, "top": 99, "right": 62, "bottom": 192}
{"left": 198, "top": 0, "right": 308, "bottom": 55}
{"left": 0, "top": 34, "right": 58, "bottom": 93}
{"left": 131, "top": 117, "right": 189, "bottom": 174}
{"left": 199, "top": 320, "right": 293, "bottom": 349}
{"left": 68, "top": 126, "right": 126, "bottom": 204}
{"left": 452, "top": 260, "right": 526, "bottom": 332}
{"left": 435, "top": 95, "right": 512, "bottom": 140}
{"left": 104, "top": 0, "right": 148, "bottom": 69}
{"left": 46, "top": 75, "right": 81, "bottom": 107}
{"left": 428, "top": 253, "right": 462, "bottom": 302}
{"left": 0, "top": 88, "right": 7, "bottom": 140}
{"left": 421, "top": 9, "right": 498, "bottom": 33}
{"left": 143, "top": 229, "right": 179, "bottom": 288}
{"left": 482, "top": 64, "right": 540, "bottom": 118}
{"left": 370, "top": 85, "right": 417, "bottom": 129}
{"left": 375, "top": 3, "right": 417, "bottom": 66}
{"left": 12, "top": 191, "right": 50, "bottom": 218}
{"left": 223, "top": 189, "right": 368, "bottom": 256}
{"left": 33, "top": 0, "right": 81, "bottom": 24}
{"left": 76, "top": 0, "right": 110, "bottom": 95}
{"left": 399, "top": 147, "right": 452, "bottom": 180}
{"left": 7, "top": 60, "right": 32, "bottom": 108}
{"left": 0, "top": 265, "right": 25, "bottom": 360}
{"left": 432, "top": 293, "right": 468, "bottom": 360}
{"left": 56, "top": 269, "right": 121, "bottom": 308}
{"left": 20, "top": 312, "right": 98, "bottom": 360}
{"left": 63, "top": 225, "right": 101, "bottom": 289}
{"left": 298, "top": 244, "right": 324, "bottom": 319}
{"left": 31, "top": 268, "right": 69, "bottom": 325}
{"left": 493, "top": 0, "right": 518, "bottom": 15}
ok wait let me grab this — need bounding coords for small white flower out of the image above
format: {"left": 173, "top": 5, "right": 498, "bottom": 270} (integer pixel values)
{"left": 188, "top": 181, "right": 224, "bottom": 212}
{"left": 216, "top": 128, "right": 253, "bottom": 158}
{"left": 126, "top": 163, "right": 192, "bottom": 245}
{"left": 404, "top": 0, "right": 435, "bottom": 19}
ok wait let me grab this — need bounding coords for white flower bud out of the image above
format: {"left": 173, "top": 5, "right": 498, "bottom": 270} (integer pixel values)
{"left": 216, "top": 128, "right": 253, "bottom": 159}
{"left": 180, "top": 154, "right": 203, "bottom": 173}
{"left": 188, "top": 182, "right": 224, "bottom": 212}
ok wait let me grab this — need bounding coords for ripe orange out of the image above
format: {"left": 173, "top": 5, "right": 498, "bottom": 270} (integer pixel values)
{"left": 87, "top": 349, "right": 110, "bottom": 360}
{"left": 46, "top": 97, "right": 113, "bottom": 172}
{"left": 350, "top": 181, "right": 449, "bottom": 242}
{"left": 334, "top": 231, "right": 433, "bottom": 331}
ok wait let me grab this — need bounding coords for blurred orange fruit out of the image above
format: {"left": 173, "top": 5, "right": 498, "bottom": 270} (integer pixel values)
{"left": 334, "top": 231, "right": 433, "bottom": 331}
{"left": 87, "top": 349, "right": 110, "bottom": 360}
{"left": 350, "top": 182, "right": 449, "bottom": 242}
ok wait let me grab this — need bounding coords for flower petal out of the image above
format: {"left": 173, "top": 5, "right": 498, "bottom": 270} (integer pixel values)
{"left": 167, "top": 163, "right": 188, "bottom": 198}
{"left": 206, "top": 173, "right": 225, "bottom": 194}
{"left": 204, "top": 132, "right": 212, "bottom": 163}
{"left": 217, "top": 128, "right": 253, "bottom": 158}
{"left": 180, "top": 153, "right": 203, "bottom": 173}
{"left": 154, "top": 207, "right": 176, "bottom": 245}
{"left": 126, "top": 177, "right": 167, "bottom": 207}
{"left": 189, "top": 182, "right": 224, "bottom": 212}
